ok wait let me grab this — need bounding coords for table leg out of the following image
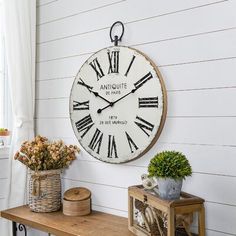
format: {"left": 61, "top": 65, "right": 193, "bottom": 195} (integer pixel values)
{"left": 12, "top": 222, "right": 28, "bottom": 236}
{"left": 12, "top": 222, "right": 17, "bottom": 236}
{"left": 18, "top": 224, "right": 27, "bottom": 236}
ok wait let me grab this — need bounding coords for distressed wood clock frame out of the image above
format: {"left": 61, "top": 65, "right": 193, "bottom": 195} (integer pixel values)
{"left": 69, "top": 21, "right": 167, "bottom": 164}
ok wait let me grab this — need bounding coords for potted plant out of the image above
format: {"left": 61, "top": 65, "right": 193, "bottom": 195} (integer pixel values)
{"left": 148, "top": 151, "right": 192, "bottom": 200}
{"left": 0, "top": 128, "right": 10, "bottom": 146}
{"left": 14, "top": 135, "right": 80, "bottom": 212}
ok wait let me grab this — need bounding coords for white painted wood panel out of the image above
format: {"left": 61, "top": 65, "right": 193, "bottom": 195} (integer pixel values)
{"left": 0, "top": 159, "right": 8, "bottom": 179}
{"left": 37, "top": 0, "right": 123, "bottom": 25}
{"left": 37, "top": 21, "right": 236, "bottom": 63}
{"left": 62, "top": 160, "right": 236, "bottom": 206}
{"left": 205, "top": 202, "right": 236, "bottom": 235}
{"left": 62, "top": 178, "right": 236, "bottom": 234}
{"left": 37, "top": 0, "right": 228, "bottom": 43}
{"left": 161, "top": 117, "right": 236, "bottom": 146}
{"left": 0, "top": 179, "right": 7, "bottom": 198}
{"left": 36, "top": 55, "right": 86, "bottom": 81}
{"left": 35, "top": 88, "right": 236, "bottom": 117}
{"left": 167, "top": 88, "right": 236, "bottom": 117}
{"left": 0, "top": 146, "right": 10, "bottom": 157}
{"left": 62, "top": 178, "right": 128, "bottom": 216}
{"left": 36, "top": 117, "right": 236, "bottom": 146}
{"left": 27, "top": 136, "right": 236, "bottom": 177}
{"left": 135, "top": 30, "right": 236, "bottom": 67}
{"left": 37, "top": 0, "right": 57, "bottom": 7}
{"left": 0, "top": 198, "right": 5, "bottom": 210}
{"left": 161, "top": 59, "right": 236, "bottom": 91}
{"left": 36, "top": 56, "right": 236, "bottom": 95}
{"left": 37, "top": 0, "right": 236, "bottom": 60}
{"left": 0, "top": 147, "right": 8, "bottom": 216}
{"left": 36, "top": 77, "right": 73, "bottom": 99}
{"left": 35, "top": 0, "right": 236, "bottom": 235}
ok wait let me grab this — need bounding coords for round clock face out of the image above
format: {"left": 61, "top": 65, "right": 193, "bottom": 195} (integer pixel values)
{"left": 70, "top": 46, "right": 167, "bottom": 163}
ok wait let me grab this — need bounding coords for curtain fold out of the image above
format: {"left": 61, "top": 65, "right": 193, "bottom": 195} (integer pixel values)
{"left": 2, "top": 0, "right": 36, "bottom": 235}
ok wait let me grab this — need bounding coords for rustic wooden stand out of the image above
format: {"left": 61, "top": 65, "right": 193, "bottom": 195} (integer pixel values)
{"left": 1, "top": 205, "right": 134, "bottom": 236}
{"left": 128, "top": 185, "right": 205, "bottom": 236}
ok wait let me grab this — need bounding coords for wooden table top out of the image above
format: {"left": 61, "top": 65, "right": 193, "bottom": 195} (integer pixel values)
{"left": 1, "top": 205, "right": 134, "bottom": 236}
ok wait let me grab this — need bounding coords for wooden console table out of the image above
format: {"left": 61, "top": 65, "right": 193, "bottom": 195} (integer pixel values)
{"left": 0, "top": 205, "right": 134, "bottom": 236}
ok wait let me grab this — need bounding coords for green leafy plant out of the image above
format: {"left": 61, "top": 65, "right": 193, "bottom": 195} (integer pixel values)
{"left": 148, "top": 151, "right": 192, "bottom": 180}
{"left": 0, "top": 128, "right": 8, "bottom": 132}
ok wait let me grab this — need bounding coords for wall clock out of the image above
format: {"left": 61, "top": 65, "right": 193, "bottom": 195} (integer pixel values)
{"left": 69, "top": 22, "right": 167, "bottom": 164}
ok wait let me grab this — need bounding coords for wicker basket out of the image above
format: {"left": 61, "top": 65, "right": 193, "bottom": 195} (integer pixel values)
{"left": 28, "top": 169, "right": 62, "bottom": 212}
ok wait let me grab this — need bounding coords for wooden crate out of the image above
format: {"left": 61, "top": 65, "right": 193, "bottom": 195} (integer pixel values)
{"left": 128, "top": 185, "right": 205, "bottom": 236}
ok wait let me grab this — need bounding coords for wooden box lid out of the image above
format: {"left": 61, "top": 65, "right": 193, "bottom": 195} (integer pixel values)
{"left": 64, "top": 187, "right": 91, "bottom": 201}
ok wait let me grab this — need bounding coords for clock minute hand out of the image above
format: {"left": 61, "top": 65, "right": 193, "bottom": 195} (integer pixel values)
{"left": 97, "top": 88, "right": 136, "bottom": 114}
{"left": 77, "top": 78, "right": 111, "bottom": 105}
{"left": 97, "top": 72, "right": 153, "bottom": 113}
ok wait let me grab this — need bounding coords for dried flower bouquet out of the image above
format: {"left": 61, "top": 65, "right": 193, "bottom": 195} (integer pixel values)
{"left": 14, "top": 135, "right": 79, "bottom": 171}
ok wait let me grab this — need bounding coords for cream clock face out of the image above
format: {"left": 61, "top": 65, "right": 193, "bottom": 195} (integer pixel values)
{"left": 70, "top": 46, "right": 167, "bottom": 163}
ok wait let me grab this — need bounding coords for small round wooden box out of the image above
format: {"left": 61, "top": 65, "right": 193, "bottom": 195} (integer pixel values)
{"left": 63, "top": 187, "right": 91, "bottom": 216}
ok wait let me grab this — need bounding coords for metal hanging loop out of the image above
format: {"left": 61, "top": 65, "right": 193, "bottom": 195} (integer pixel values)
{"left": 109, "top": 21, "right": 125, "bottom": 46}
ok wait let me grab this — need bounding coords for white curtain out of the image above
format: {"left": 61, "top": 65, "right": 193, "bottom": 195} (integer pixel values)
{"left": 2, "top": 0, "right": 36, "bottom": 235}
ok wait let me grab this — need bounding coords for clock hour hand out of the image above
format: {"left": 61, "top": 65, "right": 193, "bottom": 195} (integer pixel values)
{"left": 97, "top": 88, "right": 136, "bottom": 114}
{"left": 77, "top": 78, "right": 111, "bottom": 105}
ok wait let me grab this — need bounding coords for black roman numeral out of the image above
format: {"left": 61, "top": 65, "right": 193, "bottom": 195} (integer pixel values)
{"left": 75, "top": 115, "right": 94, "bottom": 138}
{"left": 138, "top": 97, "right": 158, "bottom": 108}
{"left": 125, "top": 132, "right": 138, "bottom": 153}
{"left": 77, "top": 78, "right": 93, "bottom": 91}
{"left": 88, "top": 128, "right": 103, "bottom": 154}
{"left": 125, "top": 55, "right": 136, "bottom": 77}
{"left": 108, "top": 51, "right": 119, "bottom": 74}
{"left": 107, "top": 135, "right": 118, "bottom": 158}
{"left": 134, "top": 116, "right": 154, "bottom": 137}
{"left": 134, "top": 72, "right": 153, "bottom": 89}
{"left": 89, "top": 58, "right": 105, "bottom": 80}
{"left": 73, "top": 100, "right": 89, "bottom": 110}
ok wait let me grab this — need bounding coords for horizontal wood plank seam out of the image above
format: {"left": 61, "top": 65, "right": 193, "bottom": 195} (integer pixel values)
{"left": 159, "top": 141, "right": 236, "bottom": 148}
{"left": 62, "top": 161, "right": 236, "bottom": 178}
{"left": 207, "top": 200, "right": 236, "bottom": 208}
{"left": 62, "top": 177, "right": 236, "bottom": 207}
{"left": 159, "top": 56, "right": 236, "bottom": 67}
{"left": 168, "top": 86, "right": 236, "bottom": 92}
{"left": 37, "top": 0, "right": 58, "bottom": 8}
{"left": 34, "top": 86, "right": 236, "bottom": 100}
{"left": 167, "top": 115, "right": 236, "bottom": 118}
{"left": 34, "top": 115, "right": 236, "bottom": 119}
{"left": 36, "top": 0, "right": 228, "bottom": 44}
{"left": 37, "top": 0, "right": 126, "bottom": 26}
{"left": 92, "top": 203, "right": 128, "bottom": 213}
{"left": 191, "top": 225, "right": 236, "bottom": 236}
{"left": 132, "top": 26, "right": 236, "bottom": 48}
{"left": 34, "top": 132, "right": 236, "bottom": 148}
{"left": 36, "top": 76, "right": 74, "bottom": 82}
{"left": 36, "top": 56, "right": 236, "bottom": 81}
{"left": 62, "top": 177, "right": 127, "bottom": 190}
{"left": 36, "top": 27, "right": 236, "bottom": 63}
{"left": 0, "top": 177, "right": 7, "bottom": 180}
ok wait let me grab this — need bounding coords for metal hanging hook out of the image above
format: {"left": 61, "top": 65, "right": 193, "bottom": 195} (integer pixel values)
{"left": 109, "top": 21, "right": 125, "bottom": 46}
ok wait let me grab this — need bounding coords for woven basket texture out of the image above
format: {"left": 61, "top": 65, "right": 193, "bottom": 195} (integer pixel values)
{"left": 28, "top": 169, "right": 61, "bottom": 212}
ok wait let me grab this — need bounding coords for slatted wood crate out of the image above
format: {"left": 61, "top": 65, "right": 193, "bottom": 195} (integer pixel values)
{"left": 128, "top": 185, "right": 205, "bottom": 236}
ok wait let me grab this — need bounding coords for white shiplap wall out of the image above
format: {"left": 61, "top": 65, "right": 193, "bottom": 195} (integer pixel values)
{"left": 36, "top": 0, "right": 236, "bottom": 235}
{"left": 0, "top": 147, "right": 9, "bottom": 231}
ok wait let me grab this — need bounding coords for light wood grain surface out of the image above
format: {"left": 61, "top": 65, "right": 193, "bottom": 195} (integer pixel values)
{"left": 1, "top": 205, "right": 134, "bottom": 236}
